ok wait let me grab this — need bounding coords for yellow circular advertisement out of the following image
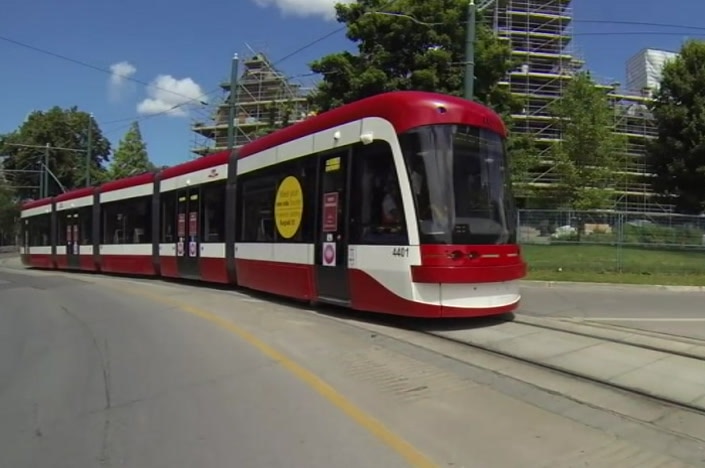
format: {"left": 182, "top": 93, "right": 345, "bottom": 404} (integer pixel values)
{"left": 274, "top": 176, "right": 304, "bottom": 239}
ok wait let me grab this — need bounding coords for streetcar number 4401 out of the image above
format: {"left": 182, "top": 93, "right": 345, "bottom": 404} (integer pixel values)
{"left": 392, "top": 247, "right": 409, "bottom": 257}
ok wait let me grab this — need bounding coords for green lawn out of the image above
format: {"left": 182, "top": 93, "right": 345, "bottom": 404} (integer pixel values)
{"left": 522, "top": 243, "right": 705, "bottom": 286}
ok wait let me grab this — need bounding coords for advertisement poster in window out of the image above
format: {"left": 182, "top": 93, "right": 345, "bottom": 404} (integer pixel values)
{"left": 189, "top": 212, "right": 198, "bottom": 236}
{"left": 322, "top": 192, "right": 338, "bottom": 232}
{"left": 177, "top": 213, "right": 186, "bottom": 237}
{"left": 274, "top": 176, "right": 304, "bottom": 239}
{"left": 72, "top": 225, "right": 79, "bottom": 254}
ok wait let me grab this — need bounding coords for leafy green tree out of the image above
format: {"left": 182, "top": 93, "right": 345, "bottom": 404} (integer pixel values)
{"left": 506, "top": 132, "right": 539, "bottom": 200}
{"left": 308, "top": 0, "right": 520, "bottom": 116}
{"left": 0, "top": 107, "right": 111, "bottom": 199}
{"left": 547, "top": 72, "right": 628, "bottom": 210}
{"left": 648, "top": 40, "right": 705, "bottom": 214}
{"left": 0, "top": 181, "right": 18, "bottom": 245}
{"left": 109, "top": 121, "right": 155, "bottom": 180}
{"left": 253, "top": 100, "right": 298, "bottom": 138}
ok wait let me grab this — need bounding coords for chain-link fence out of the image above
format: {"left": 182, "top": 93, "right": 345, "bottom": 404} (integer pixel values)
{"left": 517, "top": 209, "right": 705, "bottom": 275}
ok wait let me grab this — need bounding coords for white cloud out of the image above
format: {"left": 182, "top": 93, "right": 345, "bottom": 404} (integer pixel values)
{"left": 252, "top": 0, "right": 353, "bottom": 20}
{"left": 136, "top": 75, "right": 207, "bottom": 117}
{"left": 108, "top": 61, "right": 137, "bottom": 101}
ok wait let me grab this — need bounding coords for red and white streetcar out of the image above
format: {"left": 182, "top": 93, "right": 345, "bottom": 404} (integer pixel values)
{"left": 20, "top": 90, "right": 527, "bottom": 318}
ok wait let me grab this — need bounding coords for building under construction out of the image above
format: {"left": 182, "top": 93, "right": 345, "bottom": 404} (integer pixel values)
{"left": 491, "top": 0, "right": 667, "bottom": 212}
{"left": 191, "top": 51, "right": 311, "bottom": 157}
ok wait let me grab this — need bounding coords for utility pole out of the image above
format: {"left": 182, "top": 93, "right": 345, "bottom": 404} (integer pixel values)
{"left": 464, "top": 0, "right": 496, "bottom": 101}
{"left": 227, "top": 53, "right": 240, "bottom": 153}
{"left": 464, "top": 0, "right": 476, "bottom": 100}
{"left": 86, "top": 113, "right": 92, "bottom": 187}
{"left": 43, "top": 143, "right": 49, "bottom": 198}
{"left": 38, "top": 160, "right": 44, "bottom": 199}
{"left": 225, "top": 53, "right": 241, "bottom": 285}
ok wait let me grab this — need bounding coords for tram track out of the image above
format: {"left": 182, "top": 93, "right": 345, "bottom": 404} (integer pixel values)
{"left": 314, "top": 307, "right": 705, "bottom": 450}
{"left": 513, "top": 315, "right": 705, "bottom": 361}
{"left": 407, "top": 317, "right": 705, "bottom": 416}
{"left": 550, "top": 317, "right": 705, "bottom": 349}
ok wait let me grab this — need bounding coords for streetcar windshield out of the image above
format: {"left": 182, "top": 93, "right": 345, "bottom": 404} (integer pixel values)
{"left": 399, "top": 124, "right": 516, "bottom": 245}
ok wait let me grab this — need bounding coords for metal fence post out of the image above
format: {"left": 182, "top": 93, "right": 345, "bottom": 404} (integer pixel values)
{"left": 617, "top": 212, "right": 624, "bottom": 273}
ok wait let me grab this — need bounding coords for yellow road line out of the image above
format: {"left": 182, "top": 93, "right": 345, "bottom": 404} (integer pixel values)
{"left": 111, "top": 284, "right": 439, "bottom": 468}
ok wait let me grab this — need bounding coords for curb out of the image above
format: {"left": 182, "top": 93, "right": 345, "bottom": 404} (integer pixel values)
{"left": 514, "top": 314, "right": 705, "bottom": 360}
{"left": 520, "top": 279, "right": 705, "bottom": 292}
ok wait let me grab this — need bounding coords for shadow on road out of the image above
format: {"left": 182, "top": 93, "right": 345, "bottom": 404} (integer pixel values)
{"left": 14, "top": 259, "right": 514, "bottom": 333}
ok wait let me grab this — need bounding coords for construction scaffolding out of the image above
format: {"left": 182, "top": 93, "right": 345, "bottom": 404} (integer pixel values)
{"left": 191, "top": 48, "right": 312, "bottom": 157}
{"left": 493, "top": 0, "right": 578, "bottom": 139}
{"left": 606, "top": 86, "right": 669, "bottom": 212}
{"left": 491, "top": 0, "right": 581, "bottom": 194}
{"left": 490, "top": 0, "right": 669, "bottom": 212}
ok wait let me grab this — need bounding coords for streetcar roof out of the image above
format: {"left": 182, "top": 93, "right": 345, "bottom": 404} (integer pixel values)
{"left": 54, "top": 187, "right": 95, "bottom": 203}
{"left": 21, "top": 91, "right": 505, "bottom": 210}
{"left": 22, "top": 198, "right": 53, "bottom": 209}
{"left": 99, "top": 172, "right": 155, "bottom": 194}
{"left": 238, "top": 90, "right": 506, "bottom": 158}
{"left": 159, "top": 150, "right": 230, "bottom": 181}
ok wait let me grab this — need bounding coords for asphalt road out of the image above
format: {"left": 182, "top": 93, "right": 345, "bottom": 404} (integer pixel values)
{"left": 0, "top": 269, "right": 410, "bottom": 468}
{"left": 1, "top": 262, "right": 702, "bottom": 467}
{"left": 520, "top": 282, "right": 705, "bottom": 340}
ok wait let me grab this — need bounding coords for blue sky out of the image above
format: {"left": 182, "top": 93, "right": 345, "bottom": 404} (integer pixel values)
{"left": 1, "top": 0, "right": 703, "bottom": 169}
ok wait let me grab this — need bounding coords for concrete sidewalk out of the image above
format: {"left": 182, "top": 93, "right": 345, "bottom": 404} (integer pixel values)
{"left": 519, "top": 280, "right": 705, "bottom": 340}
{"left": 430, "top": 317, "right": 705, "bottom": 411}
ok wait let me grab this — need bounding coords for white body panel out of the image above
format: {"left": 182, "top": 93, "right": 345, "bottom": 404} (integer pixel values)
{"left": 24, "top": 246, "right": 52, "bottom": 255}
{"left": 235, "top": 242, "right": 313, "bottom": 265}
{"left": 56, "top": 245, "right": 94, "bottom": 256}
{"left": 21, "top": 204, "right": 52, "bottom": 218}
{"left": 158, "top": 242, "right": 226, "bottom": 259}
{"left": 160, "top": 163, "right": 228, "bottom": 193}
{"left": 99, "top": 244, "right": 152, "bottom": 256}
{"left": 56, "top": 195, "right": 93, "bottom": 211}
{"left": 101, "top": 183, "right": 153, "bottom": 203}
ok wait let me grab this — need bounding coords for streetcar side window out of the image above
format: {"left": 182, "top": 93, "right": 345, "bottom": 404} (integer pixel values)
{"left": 57, "top": 211, "right": 68, "bottom": 245}
{"left": 350, "top": 140, "right": 408, "bottom": 245}
{"left": 238, "top": 158, "right": 317, "bottom": 244}
{"left": 102, "top": 195, "right": 152, "bottom": 244}
{"left": 238, "top": 175, "right": 277, "bottom": 242}
{"left": 160, "top": 190, "right": 176, "bottom": 243}
{"left": 79, "top": 206, "right": 92, "bottom": 244}
{"left": 28, "top": 214, "right": 51, "bottom": 246}
{"left": 201, "top": 181, "right": 226, "bottom": 243}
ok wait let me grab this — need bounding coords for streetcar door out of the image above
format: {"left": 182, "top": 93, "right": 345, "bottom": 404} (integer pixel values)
{"left": 176, "top": 188, "right": 201, "bottom": 279}
{"left": 315, "top": 151, "right": 350, "bottom": 304}
{"left": 66, "top": 210, "right": 80, "bottom": 269}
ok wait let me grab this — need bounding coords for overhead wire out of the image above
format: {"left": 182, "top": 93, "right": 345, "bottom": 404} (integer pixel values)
{"left": 0, "top": 34, "right": 215, "bottom": 108}
{"left": 0, "top": 11, "right": 364, "bottom": 136}
{"left": 574, "top": 19, "right": 705, "bottom": 32}
{"left": 2, "top": 10, "right": 702, "bottom": 136}
{"left": 98, "top": 0, "right": 402, "bottom": 133}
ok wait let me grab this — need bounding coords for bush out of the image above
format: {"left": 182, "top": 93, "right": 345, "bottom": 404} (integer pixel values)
{"left": 623, "top": 224, "right": 703, "bottom": 246}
